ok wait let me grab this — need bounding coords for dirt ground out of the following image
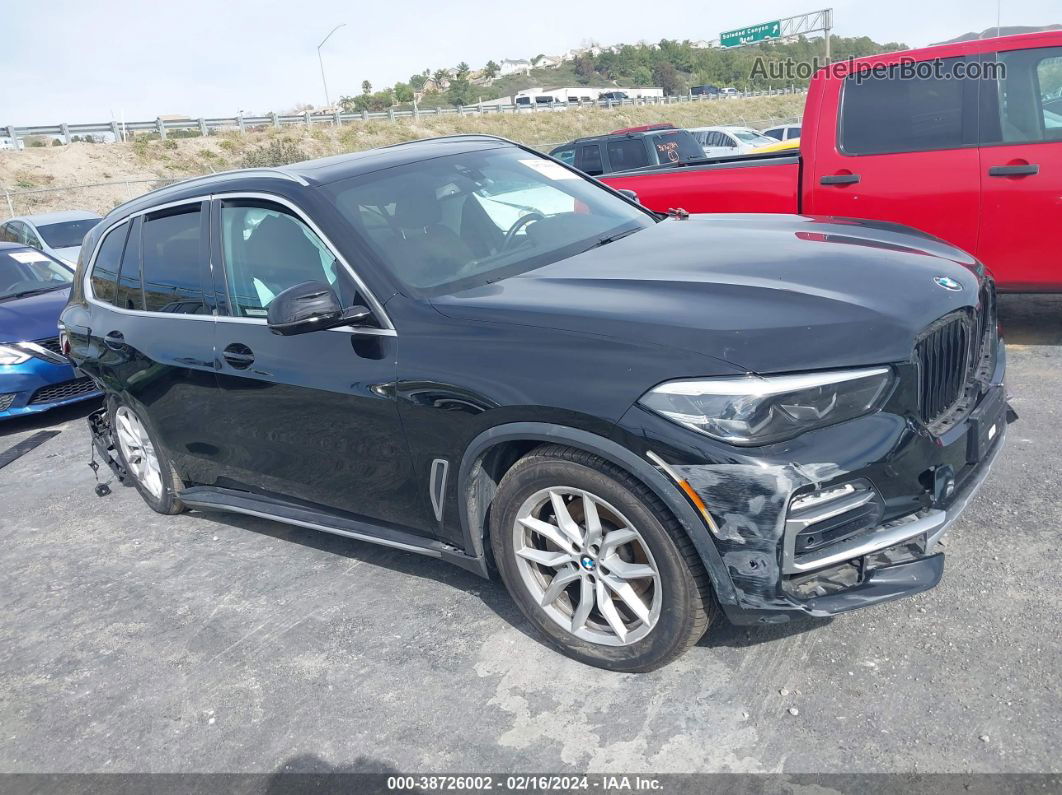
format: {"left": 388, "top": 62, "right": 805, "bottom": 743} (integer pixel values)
{"left": 0, "top": 94, "right": 804, "bottom": 217}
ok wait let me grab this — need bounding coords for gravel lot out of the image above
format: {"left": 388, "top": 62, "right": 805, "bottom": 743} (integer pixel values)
{"left": 1, "top": 295, "right": 1059, "bottom": 775}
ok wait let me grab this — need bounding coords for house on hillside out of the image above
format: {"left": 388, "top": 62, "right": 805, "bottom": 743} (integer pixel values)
{"left": 498, "top": 58, "right": 531, "bottom": 76}
{"left": 534, "top": 55, "right": 565, "bottom": 69}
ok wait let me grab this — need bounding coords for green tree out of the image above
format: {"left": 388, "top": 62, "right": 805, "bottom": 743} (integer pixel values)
{"left": 393, "top": 82, "right": 414, "bottom": 103}
{"left": 409, "top": 73, "right": 427, "bottom": 91}
{"left": 432, "top": 68, "right": 448, "bottom": 87}
{"left": 573, "top": 54, "right": 595, "bottom": 83}
{"left": 484, "top": 60, "right": 500, "bottom": 79}
{"left": 361, "top": 80, "right": 372, "bottom": 95}
{"left": 455, "top": 61, "right": 470, "bottom": 78}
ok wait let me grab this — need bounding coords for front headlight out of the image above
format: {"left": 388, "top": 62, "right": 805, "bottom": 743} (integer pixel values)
{"left": 0, "top": 345, "right": 31, "bottom": 366}
{"left": 638, "top": 367, "right": 893, "bottom": 446}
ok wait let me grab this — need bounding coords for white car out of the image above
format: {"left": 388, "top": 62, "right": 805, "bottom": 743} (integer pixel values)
{"left": 0, "top": 210, "right": 101, "bottom": 266}
{"left": 688, "top": 126, "right": 778, "bottom": 158}
{"left": 761, "top": 124, "right": 802, "bottom": 142}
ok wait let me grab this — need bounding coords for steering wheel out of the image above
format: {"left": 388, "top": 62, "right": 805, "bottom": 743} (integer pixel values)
{"left": 502, "top": 212, "right": 545, "bottom": 250}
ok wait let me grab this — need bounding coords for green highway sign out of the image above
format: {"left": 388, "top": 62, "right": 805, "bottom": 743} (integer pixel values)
{"left": 720, "top": 20, "right": 782, "bottom": 48}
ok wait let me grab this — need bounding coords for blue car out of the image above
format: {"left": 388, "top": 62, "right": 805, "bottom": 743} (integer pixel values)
{"left": 0, "top": 241, "right": 101, "bottom": 419}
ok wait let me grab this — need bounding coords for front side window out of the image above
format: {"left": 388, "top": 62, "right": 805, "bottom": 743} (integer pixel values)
{"left": 0, "top": 248, "right": 72, "bottom": 300}
{"left": 140, "top": 205, "right": 207, "bottom": 314}
{"left": 990, "top": 47, "right": 1062, "bottom": 143}
{"left": 220, "top": 200, "right": 350, "bottom": 318}
{"left": 551, "top": 147, "right": 575, "bottom": 166}
{"left": 89, "top": 223, "right": 128, "bottom": 305}
{"left": 324, "top": 145, "right": 654, "bottom": 296}
{"left": 36, "top": 218, "right": 99, "bottom": 249}
{"left": 841, "top": 56, "right": 970, "bottom": 154}
{"left": 764, "top": 128, "right": 784, "bottom": 141}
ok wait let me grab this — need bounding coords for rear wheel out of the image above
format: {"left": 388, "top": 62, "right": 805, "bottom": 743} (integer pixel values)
{"left": 491, "top": 444, "right": 715, "bottom": 672}
{"left": 109, "top": 399, "right": 185, "bottom": 515}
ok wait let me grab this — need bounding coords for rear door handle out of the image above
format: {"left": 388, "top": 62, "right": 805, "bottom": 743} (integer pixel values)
{"left": 222, "top": 343, "right": 255, "bottom": 370}
{"left": 103, "top": 331, "right": 125, "bottom": 350}
{"left": 820, "top": 174, "right": 861, "bottom": 185}
{"left": 988, "top": 164, "right": 1039, "bottom": 177}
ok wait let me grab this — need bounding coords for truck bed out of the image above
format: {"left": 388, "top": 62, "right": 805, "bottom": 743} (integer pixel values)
{"left": 602, "top": 152, "right": 801, "bottom": 215}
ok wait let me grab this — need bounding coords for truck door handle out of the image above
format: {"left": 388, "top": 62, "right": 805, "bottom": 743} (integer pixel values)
{"left": 820, "top": 174, "right": 861, "bottom": 185}
{"left": 222, "top": 343, "right": 255, "bottom": 370}
{"left": 103, "top": 331, "right": 125, "bottom": 350}
{"left": 988, "top": 164, "right": 1039, "bottom": 177}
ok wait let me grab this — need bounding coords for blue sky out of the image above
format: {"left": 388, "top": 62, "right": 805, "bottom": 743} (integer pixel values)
{"left": 1, "top": 0, "right": 1057, "bottom": 125}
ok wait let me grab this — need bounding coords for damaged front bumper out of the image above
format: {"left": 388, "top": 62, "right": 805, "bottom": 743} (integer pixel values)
{"left": 618, "top": 344, "right": 1012, "bottom": 626}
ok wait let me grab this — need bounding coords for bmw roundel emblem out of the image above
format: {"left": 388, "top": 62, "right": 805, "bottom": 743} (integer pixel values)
{"left": 580, "top": 555, "right": 596, "bottom": 571}
{"left": 934, "top": 276, "right": 963, "bottom": 291}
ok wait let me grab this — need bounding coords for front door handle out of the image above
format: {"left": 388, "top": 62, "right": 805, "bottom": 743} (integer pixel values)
{"left": 820, "top": 173, "right": 861, "bottom": 185}
{"left": 222, "top": 343, "right": 255, "bottom": 370}
{"left": 103, "top": 331, "right": 125, "bottom": 350}
{"left": 988, "top": 164, "right": 1039, "bottom": 177}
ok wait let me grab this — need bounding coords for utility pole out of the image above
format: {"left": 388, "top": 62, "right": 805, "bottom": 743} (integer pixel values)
{"left": 317, "top": 23, "right": 346, "bottom": 110}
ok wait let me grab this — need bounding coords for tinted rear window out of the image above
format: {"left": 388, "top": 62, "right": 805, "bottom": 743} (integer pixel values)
{"left": 36, "top": 218, "right": 100, "bottom": 249}
{"left": 648, "top": 131, "right": 704, "bottom": 163}
{"left": 140, "top": 205, "right": 206, "bottom": 313}
{"left": 606, "top": 138, "right": 649, "bottom": 170}
{"left": 89, "top": 224, "right": 128, "bottom": 305}
{"left": 841, "top": 57, "right": 970, "bottom": 154}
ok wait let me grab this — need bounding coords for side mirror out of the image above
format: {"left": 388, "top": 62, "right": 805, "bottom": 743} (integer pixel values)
{"left": 616, "top": 188, "right": 640, "bottom": 203}
{"left": 267, "top": 280, "right": 372, "bottom": 336}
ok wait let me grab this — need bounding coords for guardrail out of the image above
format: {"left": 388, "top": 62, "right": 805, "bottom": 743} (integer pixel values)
{"left": 4, "top": 88, "right": 807, "bottom": 144}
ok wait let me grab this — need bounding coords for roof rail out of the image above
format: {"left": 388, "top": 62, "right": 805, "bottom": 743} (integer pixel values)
{"left": 108, "top": 167, "right": 308, "bottom": 217}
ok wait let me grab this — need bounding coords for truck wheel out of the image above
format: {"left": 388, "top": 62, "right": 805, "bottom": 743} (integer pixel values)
{"left": 491, "top": 444, "right": 715, "bottom": 672}
{"left": 108, "top": 398, "right": 185, "bottom": 515}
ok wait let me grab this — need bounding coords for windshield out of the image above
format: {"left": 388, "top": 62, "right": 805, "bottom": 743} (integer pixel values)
{"left": 323, "top": 145, "right": 655, "bottom": 296}
{"left": 0, "top": 248, "right": 73, "bottom": 300}
{"left": 732, "top": 130, "right": 776, "bottom": 145}
{"left": 36, "top": 218, "right": 99, "bottom": 249}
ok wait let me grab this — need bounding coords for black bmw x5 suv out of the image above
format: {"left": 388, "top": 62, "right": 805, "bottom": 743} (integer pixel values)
{"left": 62, "top": 135, "right": 1009, "bottom": 671}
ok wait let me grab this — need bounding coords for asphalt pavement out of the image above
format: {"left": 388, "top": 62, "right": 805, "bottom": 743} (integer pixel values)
{"left": 0, "top": 294, "right": 1059, "bottom": 775}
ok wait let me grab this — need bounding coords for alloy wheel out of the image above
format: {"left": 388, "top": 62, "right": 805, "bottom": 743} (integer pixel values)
{"left": 114, "top": 406, "right": 164, "bottom": 500}
{"left": 512, "top": 487, "right": 661, "bottom": 646}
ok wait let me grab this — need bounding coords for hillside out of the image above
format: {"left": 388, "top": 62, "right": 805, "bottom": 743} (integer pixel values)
{"left": 0, "top": 93, "right": 804, "bottom": 216}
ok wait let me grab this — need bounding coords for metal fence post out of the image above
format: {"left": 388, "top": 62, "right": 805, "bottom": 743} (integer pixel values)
{"left": 110, "top": 121, "right": 120, "bottom": 141}
{"left": 238, "top": 114, "right": 246, "bottom": 134}
{"left": 388, "top": 107, "right": 395, "bottom": 122}
{"left": 60, "top": 123, "right": 70, "bottom": 145}
{"left": 304, "top": 111, "right": 312, "bottom": 127}
{"left": 334, "top": 109, "right": 341, "bottom": 126}
{"left": 362, "top": 109, "right": 369, "bottom": 121}
{"left": 198, "top": 118, "right": 207, "bottom": 136}
{"left": 3, "top": 188, "right": 13, "bottom": 216}
{"left": 271, "top": 112, "right": 279, "bottom": 129}
{"left": 156, "top": 118, "right": 166, "bottom": 139}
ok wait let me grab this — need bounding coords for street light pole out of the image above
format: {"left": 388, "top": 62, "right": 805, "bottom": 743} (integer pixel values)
{"left": 317, "top": 23, "right": 346, "bottom": 109}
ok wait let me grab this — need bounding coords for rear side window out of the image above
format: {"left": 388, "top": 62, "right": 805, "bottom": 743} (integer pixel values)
{"left": 606, "top": 139, "right": 649, "bottom": 170}
{"left": 575, "top": 144, "right": 604, "bottom": 176}
{"left": 841, "top": 56, "right": 971, "bottom": 154}
{"left": 89, "top": 223, "right": 128, "bottom": 305}
{"left": 140, "top": 205, "right": 207, "bottom": 314}
{"left": 764, "top": 128, "right": 784, "bottom": 140}
{"left": 114, "top": 219, "right": 143, "bottom": 311}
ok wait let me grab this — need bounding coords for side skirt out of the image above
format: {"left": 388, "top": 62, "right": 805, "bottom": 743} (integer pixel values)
{"left": 177, "top": 486, "right": 489, "bottom": 578}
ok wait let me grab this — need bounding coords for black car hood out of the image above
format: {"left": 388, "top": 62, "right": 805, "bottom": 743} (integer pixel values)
{"left": 431, "top": 214, "right": 987, "bottom": 374}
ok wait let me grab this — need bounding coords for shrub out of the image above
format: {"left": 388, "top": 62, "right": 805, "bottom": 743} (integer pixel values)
{"left": 238, "top": 139, "right": 308, "bottom": 168}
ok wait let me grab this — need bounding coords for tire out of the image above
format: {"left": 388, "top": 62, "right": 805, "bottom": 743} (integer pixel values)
{"left": 491, "top": 444, "right": 715, "bottom": 672}
{"left": 108, "top": 397, "right": 186, "bottom": 515}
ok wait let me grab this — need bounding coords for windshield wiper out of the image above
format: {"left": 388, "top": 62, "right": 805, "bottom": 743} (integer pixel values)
{"left": 583, "top": 227, "right": 643, "bottom": 252}
{"left": 0, "top": 284, "right": 69, "bottom": 302}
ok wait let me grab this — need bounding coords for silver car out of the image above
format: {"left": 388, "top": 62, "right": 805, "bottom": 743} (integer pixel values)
{"left": 0, "top": 210, "right": 101, "bottom": 266}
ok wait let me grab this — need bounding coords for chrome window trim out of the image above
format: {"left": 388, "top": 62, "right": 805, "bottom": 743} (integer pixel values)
{"left": 82, "top": 191, "right": 396, "bottom": 335}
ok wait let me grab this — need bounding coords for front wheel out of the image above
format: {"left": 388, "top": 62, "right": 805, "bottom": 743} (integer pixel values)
{"left": 491, "top": 445, "right": 715, "bottom": 672}
{"left": 109, "top": 399, "right": 185, "bottom": 515}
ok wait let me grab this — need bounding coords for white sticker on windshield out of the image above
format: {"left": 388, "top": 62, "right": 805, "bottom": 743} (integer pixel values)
{"left": 10, "top": 251, "right": 51, "bottom": 263}
{"left": 519, "top": 159, "right": 578, "bottom": 180}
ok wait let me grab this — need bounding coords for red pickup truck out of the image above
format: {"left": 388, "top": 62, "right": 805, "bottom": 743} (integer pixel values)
{"left": 602, "top": 32, "right": 1062, "bottom": 292}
